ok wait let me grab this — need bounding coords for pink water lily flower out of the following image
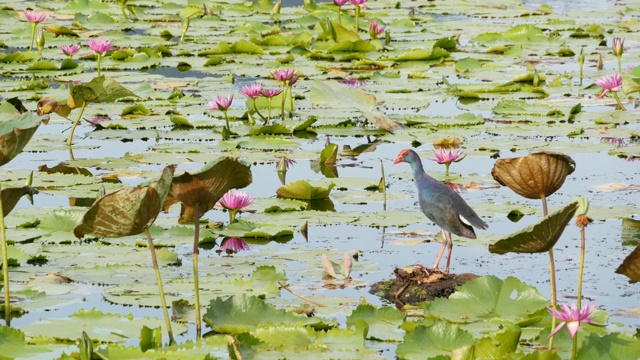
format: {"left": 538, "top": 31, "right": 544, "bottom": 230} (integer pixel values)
{"left": 350, "top": 0, "right": 367, "bottom": 6}
{"left": 431, "top": 148, "right": 465, "bottom": 164}
{"left": 595, "top": 73, "right": 622, "bottom": 98}
{"left": 24, "top": 9, "right": 48, "bottom": 23}
{"left": 369, "top": 20, "right": 386, "bottom": 39}
{"left": 218, "top": 190, "right": 253, "bottom": 211}
{"left": 547, "top": 303, "right": 601, "bottom": 339}
{"left": 272, "top": 69, "right": 297, "bottom": 82}
{"left": 220, "top": 237, "right": 250, "bottom": 252}
{"left": 86, "top": 37, "right": 112, "bottom": 55}
{"left": 241, "top": 84, "right": 263, "bottom": 99}
{"left": 61, "top": 44, "right": 81, "bottom": 57}
{"left": 208, "top": 95, "right": 233, "bottom": 111}
{"left": 334, "top": 0, "right": 348, "bottom": 5}
{"left": 261, "top": 88, "right": 283, "bottom": 98}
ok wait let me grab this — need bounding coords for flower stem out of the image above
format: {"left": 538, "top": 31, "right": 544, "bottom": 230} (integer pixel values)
{"left": 267, "top": 98, "right": 273, "bottom": 123}
{"left": 281, "top": 87, "right": 287, "bottom": 121}
{"left": 251, "top": 98, "right": 267, "bottom": 123}
{"left": 572, "top": 224, "right": 586, "bottom": 360}
{"left": 145, "top": 228, "right": 174, "bottom": 344}
{"left": 96, "top": 53, "right": 102, "bottom": 77}
{"left": 193, "top": 204, "right": 202, "bottom": 338}
{"left": 229, "top": 209, "right": 237, "bottom": 223}
{"left": 0, "top": 184, "right": 10, "bottom": 326}
{"left": 29, "top": 23, "right": 36, "bottom": 51}
{"left": 67, "top": 101, "right": 88, "bottom": 146}
{"left": 355, "top": 6, "right": 360, "bottom": 32}
{"left": 288, "top": 85, "right": 295, "bottom": 113}
{"left": 223, "top": 110, "right": 230, "bottom": 131}
{"left": 613, "top": 92, "right": 626, "bottom": 111}
{"left": 617, "top": 57, "right": 622, "bottom": 74}
{"left": 337, "top": 5, "right": 342, "bottom": 24}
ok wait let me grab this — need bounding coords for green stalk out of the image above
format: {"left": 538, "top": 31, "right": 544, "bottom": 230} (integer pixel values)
{"left": 542, "top": 196, "right": 558, "bottom": 350}
{"left": 355, "top": 6, "right": 360, "bottom": 32}
{"left": 337, "top": 5, "right": 342, "bottom": 24}
{"left": 145, "top": 228, "right": 174, "bottom": 344}
{"left": 617, "top": 57, "right": 622, "bottom": 74}
{"left": 223, "top": 110, "right": 230, "bottom": 131}
{"left": 96, "top": 53, "right": 102, "bottom": 77}
{"left": 29, "top": 23, "right": 36, "bottom": 51}
{"left": 288, "top": 85, "right": 295, "bottom": 113}
{"left": 571, "top": 220, "right": 587, "bottom": 359}
{"left": 613, "top": 92, "right": 626, "bottom": 111}
{"left": 67, "top": 101, "right": 88, "bottom": 146}
{"left": 193, "top": 204, "right": 202, "bottom": 338}
{"left": 229, "top": 209, "right": 238, "bottom": 223}
{"left": 267, "top": 98, "right": 273, "bottom": 123}
{"left": 0, "top": 184, "right": 9, "bottom": 325}
{"left": 251, "top": 98, "right": 267, "bottom": 123}
{"left": 280, "top": 87, "right": 287, "bottom": 121}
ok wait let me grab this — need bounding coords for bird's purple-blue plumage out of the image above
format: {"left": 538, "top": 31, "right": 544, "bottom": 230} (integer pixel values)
{"left": 395, "top": 149, "right": 487, "bottom": 238}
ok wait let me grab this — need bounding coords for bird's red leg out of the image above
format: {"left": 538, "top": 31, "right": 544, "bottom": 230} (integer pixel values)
{"left": 432, "top": 228, "right": 448, "bottom": 270}
{"left": 444, "top": 232, "right": 453, "bottom": 273}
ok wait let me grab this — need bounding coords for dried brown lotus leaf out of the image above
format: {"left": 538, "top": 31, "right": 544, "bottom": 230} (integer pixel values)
{"left": 491, "top": 151, "right": 575, "bottom": 199}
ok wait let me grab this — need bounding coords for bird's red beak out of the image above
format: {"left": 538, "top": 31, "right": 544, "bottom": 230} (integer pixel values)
{"left": 393, "top": 154, "right": 404, "bottom": 164}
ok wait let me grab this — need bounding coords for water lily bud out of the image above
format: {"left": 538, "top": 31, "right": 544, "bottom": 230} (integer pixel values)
{"left": 578, "top": 48, "right": 585, "bottom": 67}
{"left": 36, "top": 28, "right": 45, "bottom": 52}
{"left": 612, "top": 37, "right": 624, "bottom": 58}
{"left": 597, "top": 54, "right": 603, "bottom": 71}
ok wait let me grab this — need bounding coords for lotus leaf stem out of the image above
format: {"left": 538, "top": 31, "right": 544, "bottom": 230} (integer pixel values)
{"left": 145, "top": 228, "right": 174, "bottom": 344}
{"left": 193, "top": 204, "right": 202, "bottom": 338}
{"left": 67, "top": 101, "right": 88, "bottom": 146}
{"left": 0, "top": 184, "right": 9, "bottom": 325}
{"left": 542, "top": 196, "right": 558, "bottom": 350}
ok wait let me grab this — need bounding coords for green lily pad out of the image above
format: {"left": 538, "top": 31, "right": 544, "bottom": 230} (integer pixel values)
{"left": 211, "top": 219, "right": 294, "bottom": 239}
{"left": 396, "top": 321, "right": 474, "bottom": 360}
{"left": 276, "top": 179, "right": 335, "bottom": 200}
{"left": 20, "top": 308, "right": 186, "bottom": 343}
{"left": 489, "top": 201, "right": 579, "bottom": 254}
{"left": 203, "top": 294, "right": 333, "bottom": 334}
{"left": 427, "top": 275, "right": 548, "bottom": 324}
{"left": 346, "top": 302, "right": 406, "bottom": 341}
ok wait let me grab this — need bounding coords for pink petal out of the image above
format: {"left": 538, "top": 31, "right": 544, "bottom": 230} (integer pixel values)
{"left": 547, "top": 322, "right": 566, "bottom": 339}
{"left": 566, "top": 321, "right": 580, "bottom": 338}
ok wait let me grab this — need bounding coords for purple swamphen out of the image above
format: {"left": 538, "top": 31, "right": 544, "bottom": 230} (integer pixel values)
{"left": 393, "top": 149, "right": 487, "bottom": 273}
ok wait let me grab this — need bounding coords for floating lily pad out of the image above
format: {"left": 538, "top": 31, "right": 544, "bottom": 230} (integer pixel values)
{"left": 203, "top": 294, "right": 333, "bottom": 334}
{"left": 427, "top": 275, "right": 548, "bottom": 324}
{"left": 20, "top": 308, "right": 186, "bottom": 343}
